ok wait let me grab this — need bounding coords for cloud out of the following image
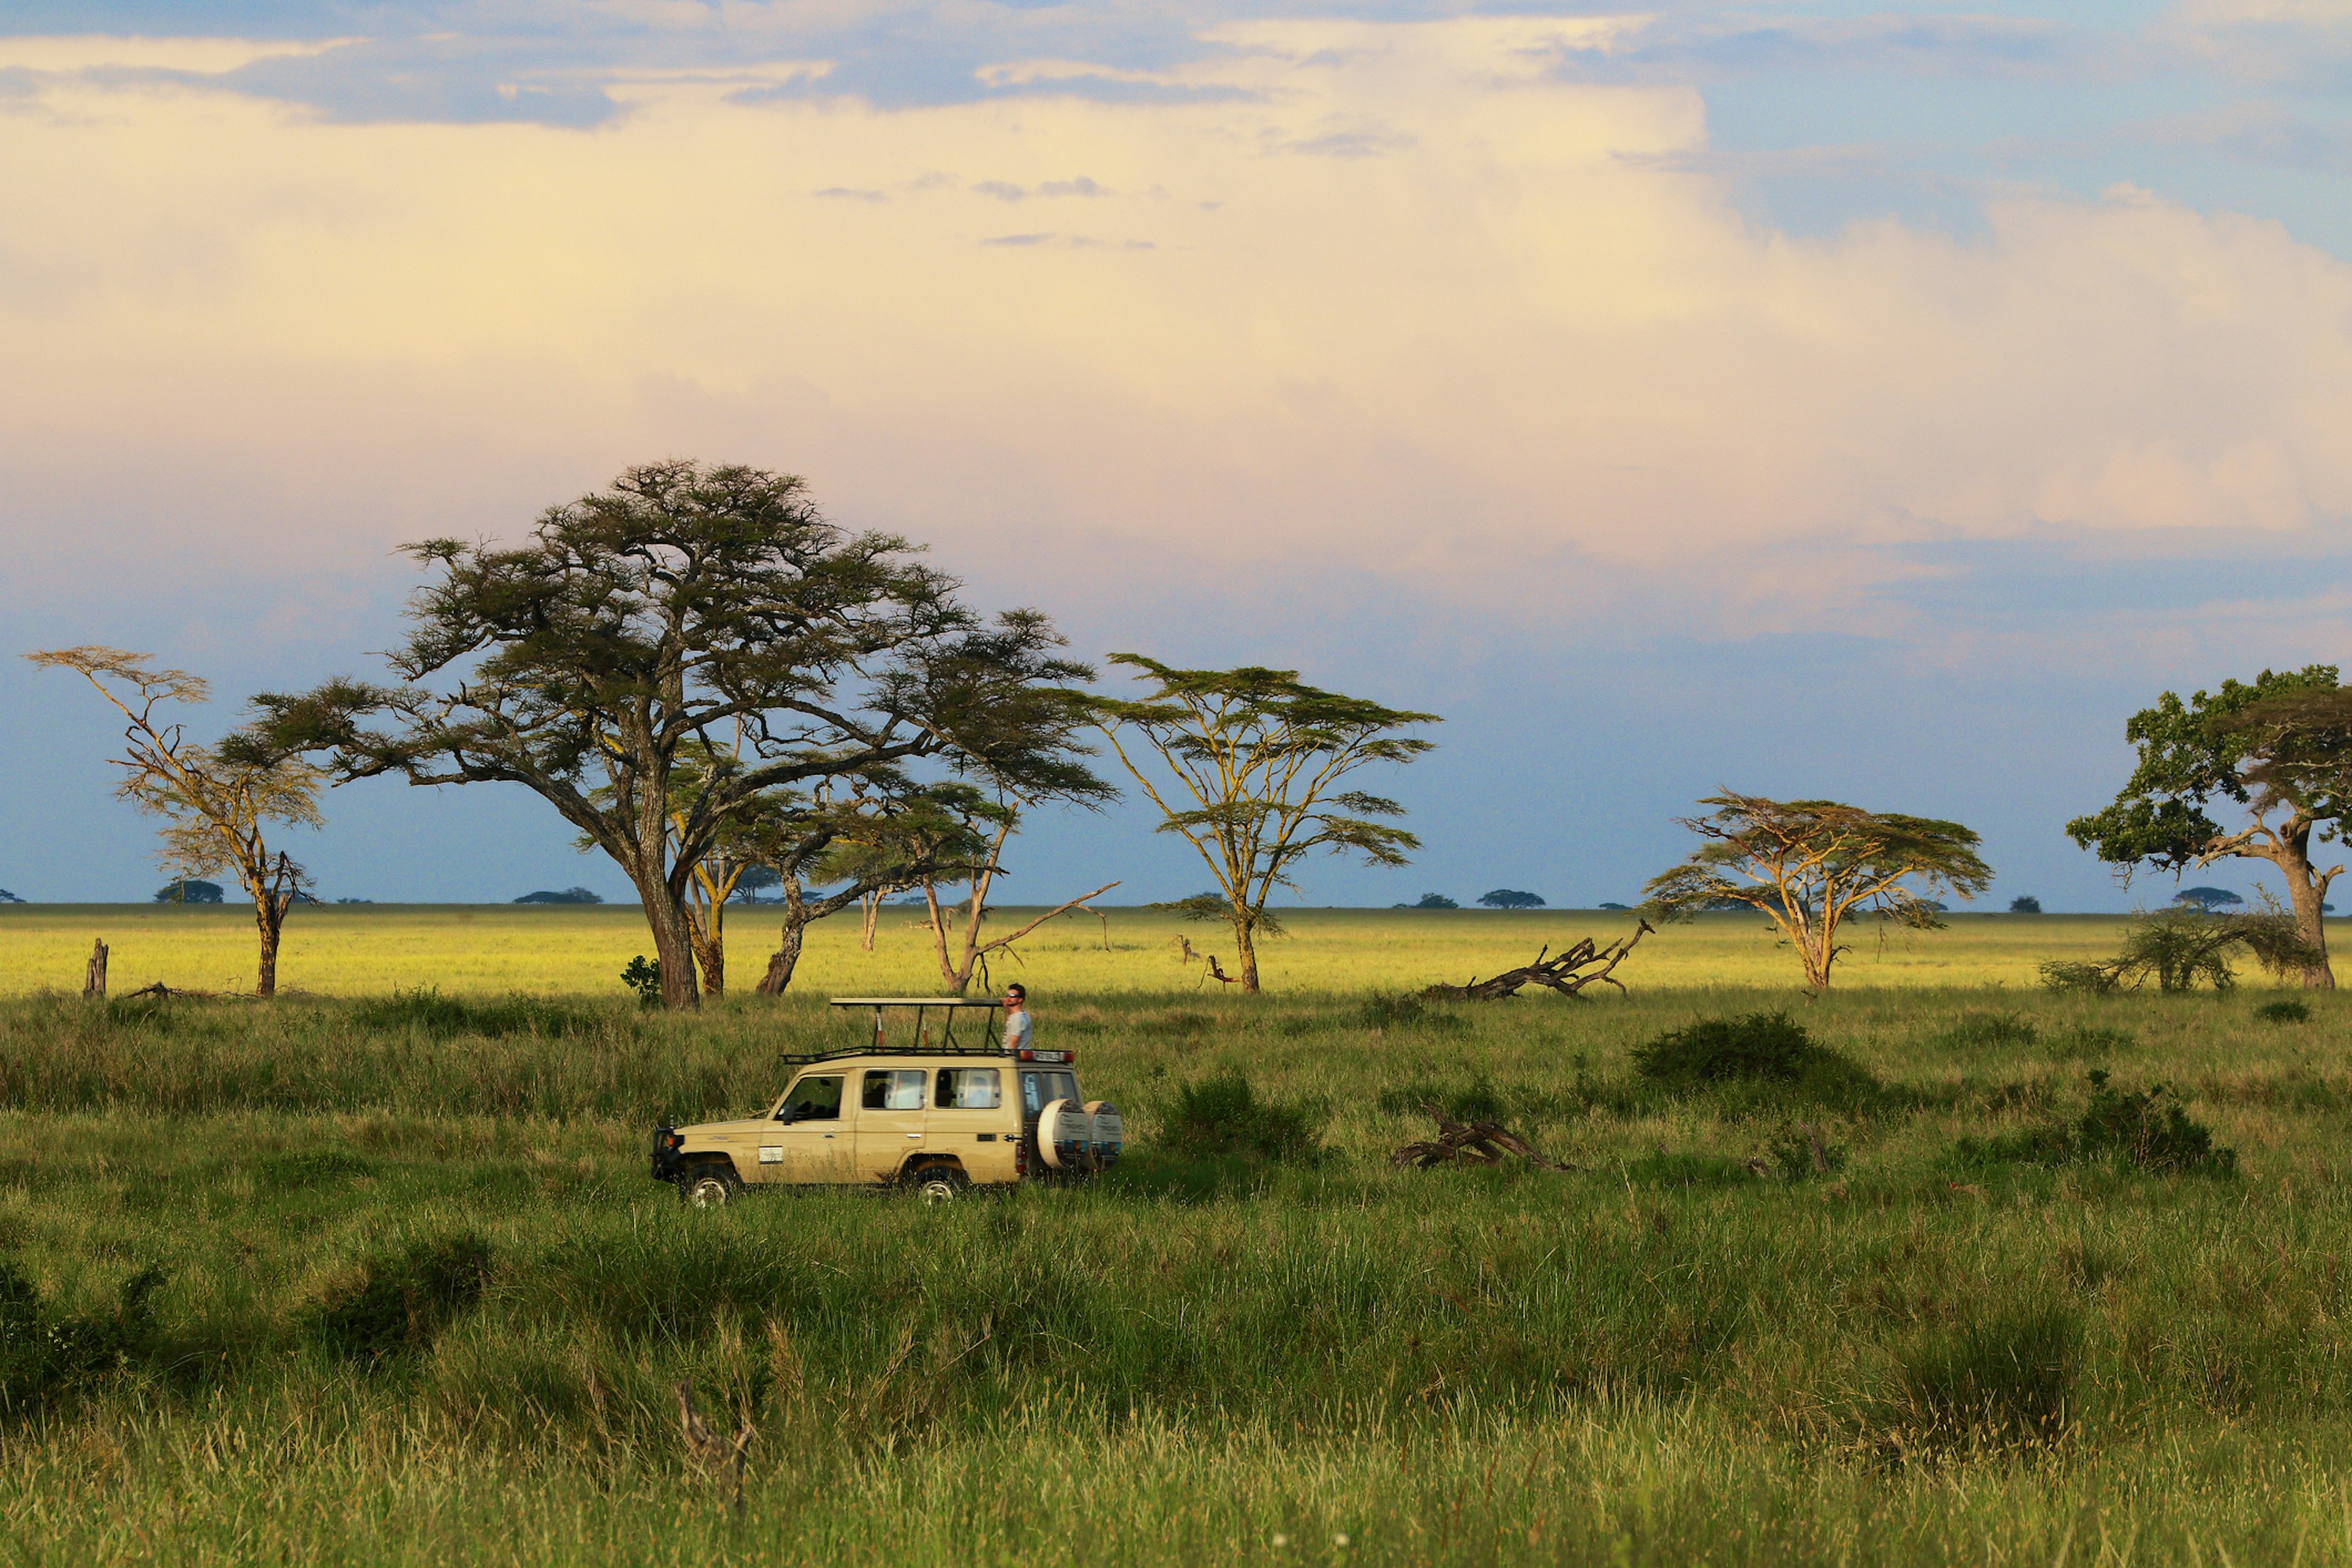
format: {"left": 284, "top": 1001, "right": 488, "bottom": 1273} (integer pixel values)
{"left": 0, "top": 17, "right": 2348, "bottom": 651}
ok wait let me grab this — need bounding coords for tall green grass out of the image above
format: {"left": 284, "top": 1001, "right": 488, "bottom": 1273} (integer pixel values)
{"left": 4, "top": 985, "right": 2352, "bottom": 1562}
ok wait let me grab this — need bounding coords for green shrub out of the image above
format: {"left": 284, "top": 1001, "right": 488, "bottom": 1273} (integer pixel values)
{"left": 2256, "top": 998, "right": 2311, "bottom": 1024}
{"left": 1158, "top": 1070, "right": 1320, "bottom": 1163}
{"left": 1631, "top": 1013, "right": 1879, "bottom": 1104}
{"left": 0, "top": 1261, "right": 167, "bottom": 1414}
{"left": 309, "top": 1235, "right": 491, "bottom": 1362}
{"left": 619, "top": 957, "right": 662, "bottom": 1008}
{"left": 2076, "top": 1071, "right": 2235, "bottom": 1174}
{"left": 1954, "top": 1071, "right": 2234, "bottom": 1176}
{"left": 1890, "top": 1306, "right": 2079, "bottom": 1452}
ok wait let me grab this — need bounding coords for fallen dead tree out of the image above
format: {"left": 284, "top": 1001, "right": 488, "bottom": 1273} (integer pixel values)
{"left": 1391, "top": 1104, "right": 1575, "bottom": 1172}
{"left": 1419, "top": 919, "right": 1653, "bottom": 1001}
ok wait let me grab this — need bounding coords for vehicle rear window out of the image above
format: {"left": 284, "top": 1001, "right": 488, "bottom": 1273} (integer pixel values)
{"left": 937, "top": 1067, "right": 1003, "bottom": 1109}
{"left": 862, "top": 1069, "right": 926, "bottom": 1111}
{"left": 1020, "top": 1070, "right": 1079, "bottom": 1114}
{"left": 778, "top": 1075, "right": 842, "bottom": 1121}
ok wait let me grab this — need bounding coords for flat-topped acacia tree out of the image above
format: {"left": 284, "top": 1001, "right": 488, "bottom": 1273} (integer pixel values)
{"left": 2068, "top": 667, "right": 2350, "bottom": 989}
{"left": 234, "top": 461, "right": 1102, "bottom": 1009}
{"left": 1093, "top": 656, "right": 1438, "bottom": 993}
{"left": 1644, "top": 792, "right": 1992, "bottom": 993}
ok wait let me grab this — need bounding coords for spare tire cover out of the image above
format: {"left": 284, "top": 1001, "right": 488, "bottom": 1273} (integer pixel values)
{"left": 1084, "top": 1099, "right": 1122, "bottom": 1164}
{"left": 1036, "top": 1098, "right": 1085, "bottom": 1169}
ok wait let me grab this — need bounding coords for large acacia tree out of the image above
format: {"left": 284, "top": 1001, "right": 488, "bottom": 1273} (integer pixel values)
{"left": 1093, "top": 657, "right": 1437, "bottom": 993}
{"left": 2067, "top": 665, "right": 2348, "bottom": 989}
{"left": 238, "top": 461, "right": 1101, "bottom": 1008}
{"left": 1645, "top": 792, "right": 1992, "bottom": 993}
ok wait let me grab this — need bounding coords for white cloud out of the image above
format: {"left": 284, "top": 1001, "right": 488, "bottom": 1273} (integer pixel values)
{"left": 0, "top": 18, "right": 2347, "bottom": 638}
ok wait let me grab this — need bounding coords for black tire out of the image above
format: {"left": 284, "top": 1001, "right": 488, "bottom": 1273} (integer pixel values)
{"left": 677, "top": 1164, "right": 744, "bottom": 1209}
{"left": 910, "top": 1165, "right": 970, "bottom": 1205}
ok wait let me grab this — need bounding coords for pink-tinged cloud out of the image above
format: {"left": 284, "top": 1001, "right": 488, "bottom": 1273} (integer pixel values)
{"left": 0, "top": 18, "right": 2347, "bottom": 636}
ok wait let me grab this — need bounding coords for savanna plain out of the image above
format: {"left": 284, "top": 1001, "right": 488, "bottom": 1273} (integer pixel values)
{"left": 2, "top": 904, "right": 2350, "bottom": 1566}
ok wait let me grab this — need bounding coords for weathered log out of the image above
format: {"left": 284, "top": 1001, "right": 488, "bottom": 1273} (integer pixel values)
{"left": 1420, "top": 919, "right": 1654, "bottom": 1002}
{"left": 1391, "top": 1104, "right": 1575, "bottom": 1172}
{"left": 83, "top": 939, "right": 108, "bottom": 999}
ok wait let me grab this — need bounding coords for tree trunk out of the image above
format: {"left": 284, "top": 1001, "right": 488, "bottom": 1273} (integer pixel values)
{"left": 635, "top": 877, "right": 703, "bottom": 1010}
{"left": 1233, "top": 915, "right": 1261, "bottom": 994}
{"left": 860, "top": 892, "right": 880, "bottom": 951}
{"left": 83, "top": 939, "right": 107, "bottom": 999}
{"left": 2271, "top": 832, "right": 2337, "bottom": 989}
{"left": 254, "top": 897, "right": 283, "bottom": 1000}
{"left": 755, "top": 880, "right": 808, "bottom": 996}
{"left": 688, "top": 898, "right": 726, "bottom": 998}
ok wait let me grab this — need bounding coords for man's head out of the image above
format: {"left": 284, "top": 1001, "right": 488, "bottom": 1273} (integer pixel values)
{"left": 1002, "top": 984, "right": 1027, "bottom": 1009}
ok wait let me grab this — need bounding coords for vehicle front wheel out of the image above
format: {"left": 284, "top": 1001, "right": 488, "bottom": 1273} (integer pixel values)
{"left": 912, "top": 1167, "right": 969, "bottom": 1205}
{"left": 678, "top": 1166, "right": 743, "bottom": 1209}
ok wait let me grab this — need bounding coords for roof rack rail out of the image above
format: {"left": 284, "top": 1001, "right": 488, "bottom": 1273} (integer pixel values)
{"left": 774, "top": 1042, "right": 1009, "bottom": 1067}
{"left": 821, "top": 995, "right": 1003, "bottom": 1056}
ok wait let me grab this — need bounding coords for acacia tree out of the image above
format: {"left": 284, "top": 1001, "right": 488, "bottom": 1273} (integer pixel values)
{"left": 1643, "top": 792, "right": 1992, "bottom": 993}
{"left": 1093, "top": 657, "right": 1438, "bottom": 993}
{"left": 2066, "top": 665, "right": 2346, "bottom": 990}
{"left": 237, "top": 461, "right": 1100, "bottom": 1009}
{"left": 28, "top": 647, "right": 323, "bottom": 997}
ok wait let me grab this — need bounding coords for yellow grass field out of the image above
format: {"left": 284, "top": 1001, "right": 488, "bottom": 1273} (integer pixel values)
{"left": 1, "top": 902, "right": 2321, "bottom": 998}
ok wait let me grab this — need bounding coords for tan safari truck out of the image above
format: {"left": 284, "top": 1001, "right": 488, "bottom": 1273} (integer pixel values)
{"left": 650, "top": 998, "right": 1123, "bottom": 1208}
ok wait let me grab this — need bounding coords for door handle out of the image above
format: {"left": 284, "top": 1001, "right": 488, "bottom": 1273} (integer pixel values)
{"left": 906, "top": 1132, "right": 923, "bottom": 1139}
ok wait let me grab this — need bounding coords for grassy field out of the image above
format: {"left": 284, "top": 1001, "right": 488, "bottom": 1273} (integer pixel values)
{"left": 3, "top": 910, "right": 2351, "bottom": 1563}
{"left": 2, "top": 902, "right": 2316, "bottom": 998}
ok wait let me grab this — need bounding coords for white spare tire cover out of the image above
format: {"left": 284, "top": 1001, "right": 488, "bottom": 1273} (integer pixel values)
{"left": 1084, "top": 1100, "right": 1123, "bottom": 1166}
{"left": 1037, "top": 1098, "right": 1087, "bottom": 1170}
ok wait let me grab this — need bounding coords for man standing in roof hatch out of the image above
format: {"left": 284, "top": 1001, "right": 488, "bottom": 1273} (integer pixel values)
{"left": 1001, "top": 983, "right": 1032, "bottom": 1055}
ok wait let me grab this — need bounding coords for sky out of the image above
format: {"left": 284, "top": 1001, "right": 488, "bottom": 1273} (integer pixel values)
{"left": 1, "top": 0, "right": 2349, "bottom": 913}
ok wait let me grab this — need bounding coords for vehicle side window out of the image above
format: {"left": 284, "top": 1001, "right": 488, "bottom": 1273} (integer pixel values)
{"left": 937, "top": 1068, "right": 1001, "bottom": 1109}
{"left": 778, "top": 1075, "right": 842, "bottom": 1122}
{"left": 862, "top": 1069, "right": 925, "bottom": 1112}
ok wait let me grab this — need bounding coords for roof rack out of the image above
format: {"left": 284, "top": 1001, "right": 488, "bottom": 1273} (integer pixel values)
{"left": 812, "top": 996, "right": 1003, "bottom": 1058}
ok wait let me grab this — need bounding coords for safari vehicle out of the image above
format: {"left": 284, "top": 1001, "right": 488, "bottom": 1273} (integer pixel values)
{"left": 650, "top": 998, "right": 1122, "bottom": 1207}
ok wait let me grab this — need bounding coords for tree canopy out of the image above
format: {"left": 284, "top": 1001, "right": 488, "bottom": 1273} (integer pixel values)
{"left": 1093, "top": 657, "right": 1435, "bottom": 993}
{"left": 236, "top": 461, "right": 1104, "bottom": 1007}
{"left": 1645, "top": 792, "right": 1992, "bottom": 992}
{"left": 1477, "top": 889, "right": 1545, "bottom": 909}
{"left": 2067, "top": 665, "right": 2345, "bottom": 989}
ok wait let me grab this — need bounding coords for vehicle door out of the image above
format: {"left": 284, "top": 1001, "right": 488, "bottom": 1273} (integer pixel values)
{"left": 767, "top": 1072, "right": 851, "bottom": 1182}
{"left": 929, "top": 1065, "right": 1013, "bottom": 1182}
{"left": 851, "top": 1068, "right": 929, "bottom": 1180}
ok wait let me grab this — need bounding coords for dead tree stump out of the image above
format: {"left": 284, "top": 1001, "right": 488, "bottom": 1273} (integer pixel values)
{"left": 83, "top": 939, "right": 108, "bottom": 999}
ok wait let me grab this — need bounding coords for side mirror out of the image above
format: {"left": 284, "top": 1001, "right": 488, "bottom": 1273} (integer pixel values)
{"left": 775, "top": 1105, "right": 800, "bottom": 1125}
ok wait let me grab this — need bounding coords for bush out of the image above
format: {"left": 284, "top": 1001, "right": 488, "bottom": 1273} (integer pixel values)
{"left": 2043, "top": 906, "right": 2316, "bottom": 993}
{"left": 2077, "top": 1070, "right": 2235, "bottom": 1174}
{"left": 309, "top": 1235, "right": 491, "bottom": 1362}
{"left": 1393, "top": 894, "right": 1458, "bottom": 910}
{"left": 1954, "top": 1071, "right": 2234, "bottom": 1176}
{"left": 1890, "top": 1306, "right": 2079, "bottom": 1452}
{"left": 1476, "top": 889, "right": 1545, "bottom": 909}
{"left": 153, "top": 879, "right": 224, "bottom": 904}
{"left": 1158, "top": 1070, "right": 1320, "bottom": 1163}
{"left": 0, "top": 1261, "right": 168, "bottom": 1414}
{"left": 514, "top": 888, "right": 603, "bottom": 905}
{"left": 620, "top": 956, "right": 662, "bottom": 1006}
{"left": 2007, "top": 895, "right": 2043, "bottom": 914}
{"left": 2256, "top": 998, "right": 2311, "bottom": 1024}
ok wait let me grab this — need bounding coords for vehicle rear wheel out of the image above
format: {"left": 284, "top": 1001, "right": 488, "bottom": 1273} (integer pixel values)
{"left": 678, "top": 1165, "right": 743, "bottom": 1209}
{"left": 912, "top": 1166, "right": 969, "bottom": 1205}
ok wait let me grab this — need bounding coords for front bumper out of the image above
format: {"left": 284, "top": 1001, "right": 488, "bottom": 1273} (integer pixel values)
{"left": 650, "top": 1124, "right": 685, "bottom": 1182}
